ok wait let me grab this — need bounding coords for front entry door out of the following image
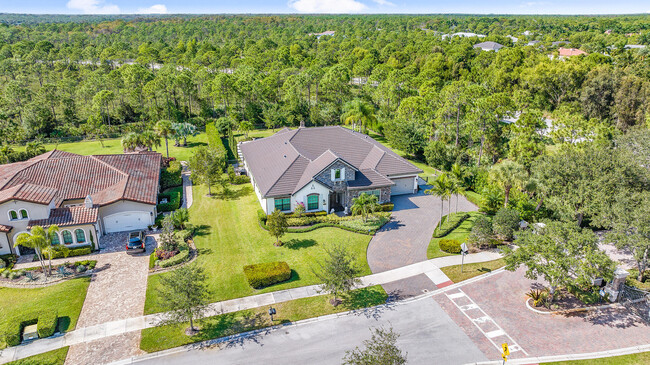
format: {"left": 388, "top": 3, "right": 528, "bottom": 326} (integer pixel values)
{"left": 329, "top": 192, "right": 345, "bottom": 212}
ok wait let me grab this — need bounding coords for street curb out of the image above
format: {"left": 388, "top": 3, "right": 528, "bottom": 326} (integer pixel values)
{"left": 468, "top": 343, "right": 650, "bottom": 364}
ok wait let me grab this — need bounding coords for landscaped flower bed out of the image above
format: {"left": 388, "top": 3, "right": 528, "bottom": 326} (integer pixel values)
{"left": 0, "top": 260, "right": 97, "bottom": 285}
{"left": 258, "top": 210, "right": 391, "bottom": 235}
{"left": 526, "top": 285, "right": 609, "bottom": 312}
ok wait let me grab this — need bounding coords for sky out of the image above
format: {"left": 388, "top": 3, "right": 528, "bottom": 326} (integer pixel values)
{"left": 0, "top": 0, "right": 649, "bottom": 15}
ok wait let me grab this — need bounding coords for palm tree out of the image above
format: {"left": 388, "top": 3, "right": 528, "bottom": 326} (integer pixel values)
{"left": 15, "top": 226, "right": 55, "bottom": 276}
{"left": 341, "top": 99, "right": 377, "bottom": 133}
{"left": 425, "top": 173, "right": 452, "bottom": 219}
{"left": 41, "top": 225, "right": 60, "bottom": 276}
{"left": 141, "top": 130, "right": 161, "bottom": 151}
{"left": 154, "top": 120, "right": 175, "bottom": 158}
{"left": 450, "top": 164, "right": 466, "bottom": 213}
{"left": 121, "top": 132, "right": 140, "bottom": 152}
{"left": 25, "top": 141, "right": 45, "bottom": 156}
{"left": 172, "top": 122, "right": 198, "bottom": 147}
{"left": 489, "top": 160, "right": 527, "bottom": 207}
{"left": 239, "top": 120, "right": 254, "bottom": 139}
{"left": 351, "top": 193, "right": 381, "bottom": 222}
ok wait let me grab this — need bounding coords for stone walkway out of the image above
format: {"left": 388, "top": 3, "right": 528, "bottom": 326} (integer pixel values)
{"left": 367, "top": 190, "right": 478, "bottom": 297}
{"left": 63, "top": 234, "right": 157, "bottom": 365}
{"left": 180, "top": 162, "right": 193, "bottom": 209}
{"left": 0, "top": 251, "right": 501, "bottom": 365}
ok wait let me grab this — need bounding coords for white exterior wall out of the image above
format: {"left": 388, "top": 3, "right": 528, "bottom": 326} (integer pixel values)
{"left": 389, "top": 175, "right": 418, "bottom": 195}
{"left": 0, "top": 200, "right": 51, "bottom": 255}
{"left": 291, "top": 181, "right": 330, "bottom": 213}
{"left": 0, "top": 233, "right": 10, "bottom": 255}
{"left": 98, "top": 200, "right": 156, "bottom": 234}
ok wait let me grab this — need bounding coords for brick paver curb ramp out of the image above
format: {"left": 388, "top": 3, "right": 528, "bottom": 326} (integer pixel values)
{"left": 0, "top": 251, "right": 501, "bottom": 364}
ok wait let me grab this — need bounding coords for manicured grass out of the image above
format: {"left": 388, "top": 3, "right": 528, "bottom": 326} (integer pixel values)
{"left": 427, "top": 211, "right": 482, "bottom": 259}
{"left": 440, "top": 258, "right": 505, "bottom": 283}
{"left": 5, "top": 347, "right": 69, "bottom": 365}
{"left": 144, "top": 183, "right": 373, "bottom": 314}
{"left": 463, "top": 190, "right": 483, "bottom": 207}
{"left": 141, "top": 285, "right": 387, "bottom": 353}
{"left": 545, "top": 351, "right": 650, "bottom": 365}
{"left": 0, "top": 278, "right": 90, "bottom": 349}
{"left": 14, "top": 133, "right": 207, "bottom": 162}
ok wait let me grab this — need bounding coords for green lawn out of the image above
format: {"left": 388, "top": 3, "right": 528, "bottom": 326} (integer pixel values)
{"left": 14, "top": 133, "right": 207, "bottom": 162}
{"left": 144, "top": 183, "right": 373, "bottom": 314}
{"left": 545, "top": 352, "right": 650, "bottom": 365}
{"left": 141, "top": 285, "right": 387, "bottom": 353}
{"left": 5, "top": 347, "right": 69, "bottom": 365}
{"left": 440, "top": 258, "right": 505, "bottom": 283}
{"left": 0, "top": 278, "right": 90, "bottom": 349}
{"left": 427, "top": 211, "right": 482, "bottom": 259}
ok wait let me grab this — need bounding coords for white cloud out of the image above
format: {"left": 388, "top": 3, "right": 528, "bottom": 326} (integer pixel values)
{"left": 288, "top": 0, "right": 367, "bottom": 13}
{"left": 371, "top": 0, "right": 395, "bottom": 6}
{"left": 137, "top": 4, "right": 169, "bottom": 14}
{"left": 66, "top": 0, "right": 120, "bottom": 14}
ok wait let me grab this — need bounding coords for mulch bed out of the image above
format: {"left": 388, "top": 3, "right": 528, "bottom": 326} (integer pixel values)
{"left": 529, "top": 289, "right": 609, "bottom": 313}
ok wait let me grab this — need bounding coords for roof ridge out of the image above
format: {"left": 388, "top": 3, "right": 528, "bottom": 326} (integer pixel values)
{"left": 90, "top": 155, "right": 129, "bottom": 177}
{"left": 265, "top": 154, "right": 302, "bottom": 197}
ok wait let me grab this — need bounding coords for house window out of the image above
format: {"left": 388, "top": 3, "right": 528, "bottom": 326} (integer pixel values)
{"left": 363, "top": 190, "right": 381, "bottom": 200}
{"left": 19, "top": 209, "right": 28, "bottom": 219}
{"left": 335, "top": 169, "right": 341, "bottom": 179}
{"left": 307, "top": 194, "right": 319, "bottom": 210}
{"left": 75, "top": 229, "right": 86, "bottom": 244}
{"left": 62, "top": 230, "right": 73, "bottom": 245}
{"left": 8, "top": 210, "right": 18, "bottom": 220}
{"left": 274, "top": 197, "right": 291, "bottom": 212}
{"left": 50, "top": 233, "right": 60, "bottom": 245}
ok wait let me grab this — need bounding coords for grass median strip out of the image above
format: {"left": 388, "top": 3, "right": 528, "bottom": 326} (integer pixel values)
{"left": 545, "top": 351, "right": 650, "bottom": 365}
{"left": 140, "top": 285, "right": 387, "bottom": 353}
{"left": 428, "top": 211, "right": 481, "bottom": 259}
{"left": 4, "top": 347, "right": 69, "bottom": 365}
{"left": 440, "top": 258, "right": 505, "bottom": 283}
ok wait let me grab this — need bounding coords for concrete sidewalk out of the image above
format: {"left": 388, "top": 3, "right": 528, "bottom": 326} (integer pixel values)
{"left": 0, "top": 251, "right": 502, "bottom": 364}
{"left": 180, "top": 163, "right": 193, "bottom": 209}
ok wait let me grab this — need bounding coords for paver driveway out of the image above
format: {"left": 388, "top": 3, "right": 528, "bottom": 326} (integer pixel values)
{"left": 65, "top": 233, "right": 157, "bottom": 365}
{"left": 367, "top": 190, "right": 477, "bottom": 296}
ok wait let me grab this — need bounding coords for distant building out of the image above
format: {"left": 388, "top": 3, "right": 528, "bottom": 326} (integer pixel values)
{"left": 522, "top": 31, "right": 533, "bottom": 36}
{"left": 506, "top": 35, "right": 519, "bottom": 43}
{"left": 473, "top": 41, "right": 504, "bottom": 52}
{"left": 309, "top": 30, "right": 335, "bottom": 39}
{"left": 442, "top": 32, "right": 486, "bottom": 39}
{"left": 625, "top": 44, "right": 647, "bottom": 49}
{"left": 527, "top": 40, "right": 541, "bottom": 47}
{"left": 558, "top": 48, "right": 587, "bottom": 57}
{"left": 605, "top": 29, "right": 613, "bottom": 35}
{"left": 551, "top": 41, "right": 570, "bottom": 47}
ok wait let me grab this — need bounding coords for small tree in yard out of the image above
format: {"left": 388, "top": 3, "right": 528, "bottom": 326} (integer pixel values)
{"left": 467, "top": 215, "right": 493, "bottom": 248}
{"left": 159, "top": 264, "right": 211, "bottom": 334}
{"left": 267, "top": 209, "right": 288, "bottom": 246}
{"left": 160, "top": 215, "right": 178, "bottom": 252}
{"left": 314, "top": 242, "right": 362, "bottom": 305}
{"left": 351, "top": 193, "right": 381, "bottom": 223}
{"left": 503, "top": 220, "right": 614, "bottom": 303}
{"left": 190, "top": 146, "right": 225, "bottom": 196}
{"left": 492, "top": 207, "right": 520, "bottom": 241}
{"left": 342, "top": 326, "right": 407, "bottom": 365}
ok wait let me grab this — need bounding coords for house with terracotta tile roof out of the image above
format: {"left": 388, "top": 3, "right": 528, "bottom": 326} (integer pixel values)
{"left": 240, "top": 126, "right": 422, "bottom": 214}
{"left": 558, "top": 47, "right": 588, "bottom": 57}
{"left": 0, "top": 150, "right": 161, "bottom": 257}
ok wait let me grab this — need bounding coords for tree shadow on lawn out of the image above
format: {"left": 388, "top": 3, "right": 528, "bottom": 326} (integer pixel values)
{"left": 342, "top": 287, "right": 396, "bottom": 320}
{"left": 212, "top": 185, "right": 252, "bottom": 200}
{"left": 190, "top": 224, "right": 211, "bottom": 238}
{"left": 283, "top": 238, "right": 317, "bottom": 250}
{"left": 183, "top": 141, "right": 208, "bottom": 149}
{"left": 189, "top": 311, "right": 270, "bottom": 350}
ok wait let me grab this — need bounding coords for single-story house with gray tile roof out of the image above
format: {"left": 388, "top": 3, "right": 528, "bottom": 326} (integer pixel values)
{"left": 240, "top": 126, "right": 422, "bottom": 214}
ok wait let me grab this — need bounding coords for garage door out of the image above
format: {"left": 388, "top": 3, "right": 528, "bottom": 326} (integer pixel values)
{"left": 391, "top": 176, "right": 416, "bottom": 195}
{"left": 103, "top": 211, "right": 151, "bottom": 233}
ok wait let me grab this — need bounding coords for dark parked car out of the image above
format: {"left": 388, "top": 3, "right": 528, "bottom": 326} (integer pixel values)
{"left": 126, "top": 231, "right": 146, "bottom": 253}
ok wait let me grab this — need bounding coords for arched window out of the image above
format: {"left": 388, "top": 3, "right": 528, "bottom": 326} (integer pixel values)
{"left": 50, "top": 233, "right": 60, "bottom": 245}
{"left": 75, "top": 229, "right": 86, "bottom": 244}
{"left": 62, "top": 230, "right": 73, "bottom": 245}
{"left": 19, "top": 209, "right": 28, "bottom": 219}
{"left": 8, "top": 210, "right": 17, "bottom": 220}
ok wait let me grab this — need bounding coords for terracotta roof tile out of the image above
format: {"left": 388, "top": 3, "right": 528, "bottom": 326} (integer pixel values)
{"left": 28, "top": 205, "right": 98, "bottom": 228}
{"left": 0, "top": 224, "right": 12, "bottom": 233}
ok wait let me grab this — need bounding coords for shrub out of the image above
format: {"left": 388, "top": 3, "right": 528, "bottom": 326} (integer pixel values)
{"left": 0, "top": 254, "right": 18, "bottom": 269}
{"left": 0, "top": 260, "right": 4, "bottom": 269}
{"left": 257, "top": 209, "right": 268, "bottom": 225}
{"left": 158, "top": 247, "right": 189, "bottom": 268}
{"left": 37, "top": 312, "right": 58, "bottom": 338}
{"left": 243, "top": 261, "right": 292, "bottom": 289}
{"left": 467, "top": 215, "right": 493, "bottom": 248}
{"left": 206, "top": 122, "right": 226, "bottom": 154}
{"left": 439, "top": 239, "right": 462, "bottom": 254}
{"left": 626, "top": 269, "right": 650, "bottom": 290}
{"left": 433, "top": 213, "right": 470, "bottom": 238}
{"left": 493, "top": 207, "right": 520, "bottom": 241}
{"left": 43, "top": 246, "right": 92, "bottom": 260}
{"left": 76, "top": 265, "right": 87, "bottom": 273}
{"left": 5, "top": 319, "right": 37, "bottom": 346}
{"left": 73, "top": 260, "right": 96, "bottom": 270}
{"left": 157, "top": 188, "right": 182, "bottom": 213}
{"left": 380, "top": 203, "right": 394, "bottom": 212}
{"left": 160, "top": 160, "right": 183, "bottom": 190}
{"left": 232, "top": 175, "right": 250, "bottom": 184}
{"left": 149, "top": 251, "right": 157, "bottom": 269}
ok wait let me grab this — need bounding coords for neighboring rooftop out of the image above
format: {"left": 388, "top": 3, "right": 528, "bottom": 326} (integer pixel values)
{"left": 240, "top": 126, "right": 422, "bottom": 198}
{"left": 309, "top": 30, "right": 335, "bottom": 38}
{"left": 473, "top": 41, "right": 504, "bottom": 51}
{"left": 0, "top": 150, "right": 161, "bottom": 207}
{"left": 558, "top": 47, "right": 588, "bottom": 57}
{"left": 28, "top": 205, "right": 99, "bottom": 228}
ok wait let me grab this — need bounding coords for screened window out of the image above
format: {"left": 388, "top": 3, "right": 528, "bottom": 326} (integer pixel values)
{"left": 307, "top": 194, "right": 319, "bottom": 210}
{"left": 364, "top": 190, "right": 381, "bottom": 199}
{"left": 8, "top": 210, "right": 17, "bottom": 220}
{"left": 50, "top": 233, "right": 60, "bottom": 245}
{"left": 274, "top": 197, "right": 291, "bottom": 212}
{"left": 62, "top": 231, "right": 73, "bottom": 245}
{"left": 75, "top": 229, "right": 86, "bottom": 243}
{"left": 19, "top": 209, "right": 28, "bottom": 219}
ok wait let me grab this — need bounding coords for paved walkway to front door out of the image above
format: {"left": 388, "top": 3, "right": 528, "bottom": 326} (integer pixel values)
{"left": 64, "top": 234, "right": 157, "bottom": 365}
{"left": 367, "top": 190, "right": 478, "bottom": 297}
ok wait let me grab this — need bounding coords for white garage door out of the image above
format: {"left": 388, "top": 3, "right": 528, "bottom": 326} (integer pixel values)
{"left": 391, "top": 176, "right": 416, "bottom": 195}
{"left": 103, "top": 211, "right": 151, "bottom": 233}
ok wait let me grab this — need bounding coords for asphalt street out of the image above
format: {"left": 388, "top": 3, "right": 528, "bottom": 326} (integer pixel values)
{"left": 132, "top": 296, "right": 487, "bottom": 365}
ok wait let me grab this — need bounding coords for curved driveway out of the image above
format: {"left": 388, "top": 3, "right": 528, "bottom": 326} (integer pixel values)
{"left": 367, "top": 190, "right": 478, "bottom": 296}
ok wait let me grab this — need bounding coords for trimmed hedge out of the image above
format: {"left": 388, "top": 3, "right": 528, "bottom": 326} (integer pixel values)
{"left": 42, "top": 246, "right": 92, "bottom": 260}
{"left": 433, "top": 213, "right": 470, "bottom": 238}
{"left": 5, "top": 318, "right": 37, "bottom": 346}
{"left": 243, "top": 261, "right": 292, "bottom": 289}
{"left": 206, "top": 122, "right": 226, "bottom": 154}
{"left": 158, "top": 245, "right": 190, "bottom": 268}
{"left": 439, "top": 239, "right": 462, "bottom": 254}
{"left": 0, "top": 254, "right": 17, "bottom": 270}
{"left": 380, "top": 203, "right": 394, "bottom": 212}
{"left": 160, "top": 160, "right": 183, "bottom": 190}
{"left": 37, "top": 312, "right": 58, "bottom": 338}
{"left": 257, "top": 209, "right": 385, "bottom": 235}
{"left": 157, "top": 188, "right": 182, "bottom": 212}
